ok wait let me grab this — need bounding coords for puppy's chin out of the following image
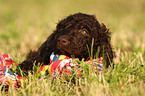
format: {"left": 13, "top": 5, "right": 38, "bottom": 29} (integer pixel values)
{"left": 54, "top": 48, "right": 72, "bottom": 57}
{"left": 54, "top": 48, "right": 87, "bottom": 59}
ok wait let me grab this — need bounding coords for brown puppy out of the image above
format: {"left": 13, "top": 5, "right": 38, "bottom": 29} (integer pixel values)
{"left": 18, "top": 13, "right": 115, "bottom": 73}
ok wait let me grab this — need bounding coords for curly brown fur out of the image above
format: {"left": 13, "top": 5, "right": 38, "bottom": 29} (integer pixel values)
{"left": 18, "top": 13, "right": 115, "bottom": 74}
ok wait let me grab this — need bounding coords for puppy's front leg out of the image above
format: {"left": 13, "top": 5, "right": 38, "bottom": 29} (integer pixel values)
{"left": 17, "top": 56, "right": 44, "bottom": 75}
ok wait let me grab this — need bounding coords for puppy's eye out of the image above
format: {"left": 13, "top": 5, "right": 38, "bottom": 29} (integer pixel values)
{"left": 79, "top": 29, "right": 87, "bottom": 35}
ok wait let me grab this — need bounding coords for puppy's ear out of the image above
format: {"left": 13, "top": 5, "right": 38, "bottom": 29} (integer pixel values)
{"left": 95, "top": 23, "right": 114, "bottom": 67}
{"left": 36, "top": 33, "right": 56, "bottom": 64}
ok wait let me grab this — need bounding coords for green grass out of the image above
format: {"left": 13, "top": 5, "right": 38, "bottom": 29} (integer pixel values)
{"left": 0, "top": 0, "right": 145, "bottom": 95}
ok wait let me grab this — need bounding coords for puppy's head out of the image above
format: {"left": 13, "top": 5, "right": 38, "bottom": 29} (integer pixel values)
{"left": 52, "top": 13, "right": 102, "bottom": 59}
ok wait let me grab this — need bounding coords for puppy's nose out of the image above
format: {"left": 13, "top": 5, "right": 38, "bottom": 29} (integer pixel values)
{"left": 57, "top": 37, "right": 69, "bottom": 45}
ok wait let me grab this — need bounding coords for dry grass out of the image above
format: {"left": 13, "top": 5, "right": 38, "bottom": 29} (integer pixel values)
{"left": 0, "top": 0, "right": 145, "bottom": 95}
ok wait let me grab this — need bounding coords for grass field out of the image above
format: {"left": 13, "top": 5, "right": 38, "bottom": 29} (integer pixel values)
{"left": 0, "top": 0, "right": 145, "bottom": 95}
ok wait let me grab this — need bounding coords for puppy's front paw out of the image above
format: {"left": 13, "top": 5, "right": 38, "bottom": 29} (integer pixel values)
{"left": 18, "top": 60, "right": 34, "bottom": 72}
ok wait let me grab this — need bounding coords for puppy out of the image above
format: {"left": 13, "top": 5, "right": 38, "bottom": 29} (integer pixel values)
{"left": 18, "top": 13, "right": 115, "bottom": 73}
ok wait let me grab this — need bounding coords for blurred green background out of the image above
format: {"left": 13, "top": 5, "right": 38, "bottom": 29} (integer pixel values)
{"left": 0, "top": 0, "right": 145, "bottom": 62}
